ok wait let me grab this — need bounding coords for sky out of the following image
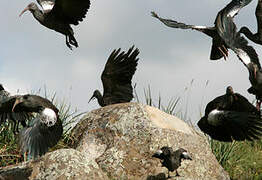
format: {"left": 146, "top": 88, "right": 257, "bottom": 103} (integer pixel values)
{"left": 0, "top": 0, "right": 261, "bottom": 124}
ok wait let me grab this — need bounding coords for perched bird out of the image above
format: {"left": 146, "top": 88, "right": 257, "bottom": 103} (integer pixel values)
{"left": 240, "top": 0, "right": 262, "bottom": 45}
{"left": 198, "top": 86, "right": 262, "bottom": 142}
{"left": 216, "top": 0, "right": 262, "bottom": 110}
{"left": 19, "top": 0, "right": 91, "bottom": 50}
{"left": 151, "top": 0, "right": 252, "bottom": 60}
{"left": 0, "top": 94, "right": 63, "bottom": 159}
{"left": 89, "top": 46, "right": 139, "bottom": 107}
{"left": 152, "top": 147, "right": 192, "bottom": 178}
{"left": 0, "top": 84, "right": 31, "bottom": 134}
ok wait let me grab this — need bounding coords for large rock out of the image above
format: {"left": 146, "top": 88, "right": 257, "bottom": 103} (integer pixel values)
{"left": 0, "top": 102, "right": 230, "bottom": 180}
{"left": 70, "top": 102, "right": 229, "bottom": 179}
{"left": 0, "top": 149, "right": 108, "bottom": 180}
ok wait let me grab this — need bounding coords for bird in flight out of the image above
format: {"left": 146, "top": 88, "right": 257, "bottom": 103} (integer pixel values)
{"left": 19, "top": 0, "right": 91, "bottom": 50}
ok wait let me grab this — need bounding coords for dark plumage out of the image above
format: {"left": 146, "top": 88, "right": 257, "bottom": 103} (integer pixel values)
{"left": 216, "top": 0, "right": 262, "bottom": 109}
{"left": 19, "top": 0, "right": 91, "bottom": 50}
{"left": 152, "top": 147, "right": 192, "bottom": 178}
{"left": 89, "top": 46, "right": 139, "bottom": 107}
{"left": 0, "top": 94, "right": 63, "bottom": 159}
{"left": 240, "top": 0, "right": 262, "bottom": 45}
{"left": 151, "top": 0, "right": 252, "bottom": 60}
{"left": 198, "top": 86, "right": 262, "bottom": 142}
{"left": 0, "top": 84, "right": 31, "bottom": 134}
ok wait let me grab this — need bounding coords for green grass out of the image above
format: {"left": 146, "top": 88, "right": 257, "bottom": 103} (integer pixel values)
{"left": 0, "top": 88, "right": 84, "bottom": 167}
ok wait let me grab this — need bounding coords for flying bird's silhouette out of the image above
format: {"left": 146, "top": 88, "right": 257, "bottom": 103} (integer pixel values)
{"left": 198, "top": 86, "right": 262, "bottom": 142}
{"left": 240, "top": 0, "right": 262, "bottom": 45}
{"left": 152, "top": 147, "right": 192, "bottom": 178}
{"left": 0, "top": 84, "right": 31, "bottom": 134}
{"left": 216, "top": 0, "right": 262, "bottom": 110}
{"left": 0, "top": 94, "right": 63, "bottom": 159}
{"left": 89, "top": 46, "right": 139, "bottom": 107}
{"left": 19, "top": 0, "right": 91, "bottom": 50}
{"left": 151, "top": 0, "right": 252, "bottom": 60}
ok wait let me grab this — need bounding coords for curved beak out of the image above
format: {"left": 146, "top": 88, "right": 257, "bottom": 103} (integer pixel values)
{"left": 19, "top": 6, "right": 29, "bottom": 17}
{"left": 88, "top": 95, "right": 95, "bottom": 103}
{"left": 12, "top": 97, "right": 23, "bottom": 112}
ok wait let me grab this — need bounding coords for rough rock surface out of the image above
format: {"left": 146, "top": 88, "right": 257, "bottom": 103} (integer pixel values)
{"left": 0, "top": 102, "right": 230, "bottom": 180}
{"left": 70, "top": 102, "right": 230, "bottom": 179}
{"left": 0, "top": 149, "right": 108, "bottom": 180}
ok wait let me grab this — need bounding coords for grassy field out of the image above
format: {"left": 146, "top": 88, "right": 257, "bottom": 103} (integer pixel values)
{"left": 1, "top": 87, "right": 262, "bottom": 179}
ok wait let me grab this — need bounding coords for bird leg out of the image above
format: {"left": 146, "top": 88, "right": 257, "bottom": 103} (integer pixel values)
{"left": 175, "top": 170, "right": 180, "bottom": 177}
{"left": 218, "top": 45, "right": 228, "bottom": 60}
{"left": 65, "top": 36, "right": 73, "bottom": 50}
{"left": 256, "top": 99, "right": 261, "bottom": 111}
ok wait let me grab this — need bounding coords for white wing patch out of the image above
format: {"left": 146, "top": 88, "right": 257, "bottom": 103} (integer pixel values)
{"left": 207, "top": 109, "right": 224, "bottom": 126}
{"left": 227, "top": 8, "right": 239, "bottom": 18}
{"left": 41, "top": 108, "right": 57, "bottom": 127}
{"left": 41, "top": 1, "right": 55, "bottom": 12}
{"left": 236, "top": 49, "right": 251, "bottom": 65}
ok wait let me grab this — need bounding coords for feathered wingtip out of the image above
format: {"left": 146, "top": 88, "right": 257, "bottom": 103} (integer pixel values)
{"left": 19, "top": 117, "right": 63, "bottom": 160}
{"left": 151, "top": 11, "right": 159, "bottom": 19}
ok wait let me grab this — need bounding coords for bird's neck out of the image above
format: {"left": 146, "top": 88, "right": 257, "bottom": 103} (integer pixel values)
{"left": 31, "top": 9, "right": 45, "bottom": 24}
{"left": 95, "top": 91, "right": 105, "bottom": 107}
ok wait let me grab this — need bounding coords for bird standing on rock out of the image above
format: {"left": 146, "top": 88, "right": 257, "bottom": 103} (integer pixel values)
{"left": 152, "top": 146, "right": 192, "bottom": 178}
{"left": 89, "top": 46, "right": 139, "bottom": 107}
{"left": 0, "top": 94, "right": 63, "bottom": 159}
{"left": 19, "top": 0, "right": 91, "bottom": 50}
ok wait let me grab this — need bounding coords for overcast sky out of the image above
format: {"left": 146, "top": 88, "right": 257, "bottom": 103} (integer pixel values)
{"left": 0, "top": 0, "right": 260, "bottom": 123}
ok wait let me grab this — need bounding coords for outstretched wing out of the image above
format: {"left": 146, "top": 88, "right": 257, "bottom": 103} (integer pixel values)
{"left": 151, "top": 11, "right": 215, "bottom": 35}
{"left": 15, "top": 95, "right": 62, "bottom": 159}
{"left": 256, "top": 0, "right": 262, "bottom": 39}
{"left": 198, "top": 110, "right": 262, "bottom": 142}
{"left": 48, "top": 0, "right": 90, "bottom": 25}
{"left": 216, "top": 0, "right": 261, "bottom": 68}
{"left": 102, "top": 46, "right": 139, "bottom": 105}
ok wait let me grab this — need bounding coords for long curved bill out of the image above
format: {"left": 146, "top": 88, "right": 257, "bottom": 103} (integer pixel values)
{"left": 12, "top": 98, "right": 22, "bottom": 112}
{"left": 88, "top": 95, "right": 95, "bottom": 103}
{"left": 19, "top": 7, "right": 29, "bottom": 17}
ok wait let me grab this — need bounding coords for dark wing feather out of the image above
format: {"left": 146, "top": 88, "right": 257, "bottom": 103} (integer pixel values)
{"left": 15, "top": 95, "right": 62, "bottom": 159}
{"left": 151, "top": 11, "right": 215, "bottom": 34}
{"left": 256, "top": 0, "right": 262, "bottom": 37}
{"left": 216, "top": 0, "right": 261, "bottom": 69}
{"left": 49, "top": 0, "right": 90, "bottom": 25}
{"left": 0, "top": 92, "right": 31, "bottom": 128}
{"left": 198, "top": 111, "right": 262, "bottom": 142}
{"left": 101, "top": 46, "right": 139, "bottom": 105}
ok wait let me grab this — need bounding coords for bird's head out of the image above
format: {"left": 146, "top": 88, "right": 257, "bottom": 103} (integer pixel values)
{"left": 178, "top": 148, "right": 192, "bottom": 160}
{"left": 226, "top": 86, "right": 234, "bottom": 95}
{"left": 88, "top": 90, "right": 101, "bottom": 103}
{"left": 12, "top": 94, "right": 45, "bottom": 113}
{"left": 19, "top": 3, "right": 38, "bottom": 17}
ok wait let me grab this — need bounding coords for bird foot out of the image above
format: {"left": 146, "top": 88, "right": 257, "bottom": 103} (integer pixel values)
{"left": 256, "top": 100, "right": 261, "bottom": 111}
{"left": 218, "top": 46, "right": 228, "bottom": 61}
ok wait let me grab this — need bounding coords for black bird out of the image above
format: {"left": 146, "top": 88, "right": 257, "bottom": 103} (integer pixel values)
{"left": 240, "top": 0, "right": 262, "bottom": 45}
{"left": 89, "top": 46, "right": 139, "bottom": 107}
{"left": 19, "top": 0, "right": 91, "bottom": 50}
{"left": 198, "top": 86, "right": 262, "bottom": 142}
{"left": 0, "top": 94, "right": 63, "bottom": 159}
{"left": 151, "top": 0, "right": 252, "bottom": 60}
{"left": 0, "top": 84, "right": 31, "bottom": 134}
{"left": 152, "top": 147, "right": 192, "bottom": 178}
{"left": 216, "top": 0, "right": 262, "bottom": 110}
